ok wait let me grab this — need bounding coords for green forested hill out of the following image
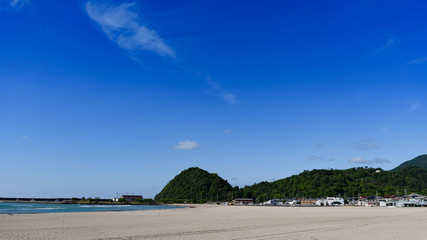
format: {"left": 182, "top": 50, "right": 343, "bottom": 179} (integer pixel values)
{"left": 155, "top": 167, "right": 235, "bottom": 202}
{"left": 239, "top": 166, "right": 427, "bottom": 201}
{"left": 392, "top": 154, "right": 427, "bottom": 171}
{"left": 156, "top": 164, "right": 427, "bottom": 203}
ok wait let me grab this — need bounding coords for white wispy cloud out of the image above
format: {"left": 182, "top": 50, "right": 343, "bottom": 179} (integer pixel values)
{"left": 356, "top": 143, "right": 378, "bottom": 149}
{"left": 86, "top": 1, "right": 175, "bottom": 58}
{"left": 222, "top": 129, "right": 232, "bottom": 133}
{"left": 173, "top": 140, "right": 200, "bottom": 150}
{"left": 379, "top": 37, "right": 399, "bottom": 51}
{"left": 380, "top": 126, "right": 390, "bottom": 133}
{"left": 221, "top": 93, "right": 236, "bottom": 104}
{"left": 9, "top": 0, "right": 28, "bottom": 9}
{"left": 409, "top": 101, "right": 421, "bottom": 111}
{"left": 373, "top": 158, "right": 391, "bottom": 164}
{"left": 21, "top": 136, "right": 39, "bottom": 141}
{"left": 308, "top": 155, "right": 335, "bottom": 162}
{"left": 353, "top": 139, "right": 379, "bottom": 150}
{"left": 349, "top": 157, "right": 390, "bottom": 164}
{"left": 349, "top": 157, "right": 371, "bottom": 164}
{"left": 205, "top": 77, "right": 236, "bottom": 105}
{"left": 406, "top": 57, "right": 427, "bottom": 65}
{"left": 354, "top": 142, "right": 378, "bottom": 150}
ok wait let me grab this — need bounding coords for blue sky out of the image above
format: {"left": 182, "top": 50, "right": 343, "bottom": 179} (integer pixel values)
{"left": 1, "top": 0, "right": 427, "bottom": 198}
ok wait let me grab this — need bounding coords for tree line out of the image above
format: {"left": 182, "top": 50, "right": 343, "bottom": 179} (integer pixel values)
{"left": 155, "top": 166, "right": 427, "bottom": 203}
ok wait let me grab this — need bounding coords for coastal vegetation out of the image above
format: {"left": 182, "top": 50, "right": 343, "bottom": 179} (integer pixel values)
{"left": 156, "top": 155, "right": 427, "bottom": 203}
{"left": 155, "top": 167, "right": 235, "bottom": 202}
{"left": 240, "top": 166, "right": 427, "bottom": 201}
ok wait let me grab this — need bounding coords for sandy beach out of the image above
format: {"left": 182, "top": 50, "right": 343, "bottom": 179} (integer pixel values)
{"left": 1, "top": 205, "right": 426, "bottom": 240}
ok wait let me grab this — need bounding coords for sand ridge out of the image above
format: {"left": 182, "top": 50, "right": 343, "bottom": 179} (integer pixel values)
{"left": 1, "top": 205, "right": 426, "bottom": 240}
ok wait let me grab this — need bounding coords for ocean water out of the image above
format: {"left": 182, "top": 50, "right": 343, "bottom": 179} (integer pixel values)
{"left": 0, "top": 202, "right": 183, "bottom": 214}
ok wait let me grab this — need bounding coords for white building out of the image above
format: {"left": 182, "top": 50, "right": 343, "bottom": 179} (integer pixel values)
{"left": 262, "top": 199, "right": 283, "bottom": 205}
{"left": 316, "top": 197, "right": 344, "bottom": 206}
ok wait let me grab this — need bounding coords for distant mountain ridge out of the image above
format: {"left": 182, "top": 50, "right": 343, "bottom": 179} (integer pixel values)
{"left": 241, "top": 166, "right": 427, "bottom": 200}
{"left": 156, "top": 155, "right": 427, "bottom": 202}
{"left": 392, "top": 154, "right": 427, "bottom": 171}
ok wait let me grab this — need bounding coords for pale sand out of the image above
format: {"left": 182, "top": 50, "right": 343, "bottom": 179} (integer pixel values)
{"left": 1, "top": 205, "right": 427, "bottom": 240}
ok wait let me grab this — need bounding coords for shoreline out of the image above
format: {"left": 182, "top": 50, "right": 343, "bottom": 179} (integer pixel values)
{"left": 0, "top": 200, "right": 159, "bottom": 205}
{"left": 0, "top": 200, "right": 419, "bottom": 215}
{"left": 0, "top": 202, "right": 186, "bottom": 215}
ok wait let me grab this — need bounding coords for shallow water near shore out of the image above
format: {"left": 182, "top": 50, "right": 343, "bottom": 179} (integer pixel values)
{"left": 0, "top": 202, "right": 182, "bottom": 214}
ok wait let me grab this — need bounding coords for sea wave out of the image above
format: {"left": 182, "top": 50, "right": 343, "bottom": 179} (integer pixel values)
{"left": 0, "top": 202, "right": 182, "bottom": 214}
{"left": 79, "top": 205, "right": 131, "bottom": 208}
{"left": 33, "top": 208, "right": 64, "bottom": 210}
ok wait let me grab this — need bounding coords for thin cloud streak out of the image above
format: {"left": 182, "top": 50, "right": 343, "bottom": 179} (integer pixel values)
{"left": 409, "top": 101, "right": 421, "bottom": 111}
{"left": 380, "top": 126, "right": 390, "bottom": 133}
{"left": 349, "top": 157, "right": 371, "bottom": 164}
{"left": 206, "top": 78, "right": 236, "bottom": 105}
{"left": 308, "top": 155, "right": 336, "bottom": 162}
{"left": 349, "top": 157, "right": 391, "bottom": 164}
{"left": 86, "top": 2, "right": 238, "bottom": 106}
{"left": 379, "top": 37, "right": 399, "bottom": 51}
{"left": 222, "top": 93, "right": 236, "bottom": 104}
{"left": 86, "top": 1, "right": 175, "bottom": 58}
{"left": 21, "top": 136, "right": 39, "bottom": 141}
{"left": 9, "top": 0, "right": 28, "bottom": 9}
{"left": 173, "top": 140, "right": 200, "bottom": 150}
{"left": 353, "top": 139, "right": 379, "bottom": 150}
{"left": 406, "top": 57, "right": 427, "bottom": 65}
{"left": 374, "top": 158, "right": 391, "bottom": 164}
{"left": 354, "top": 143, "right": 378, "bottom": 150}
